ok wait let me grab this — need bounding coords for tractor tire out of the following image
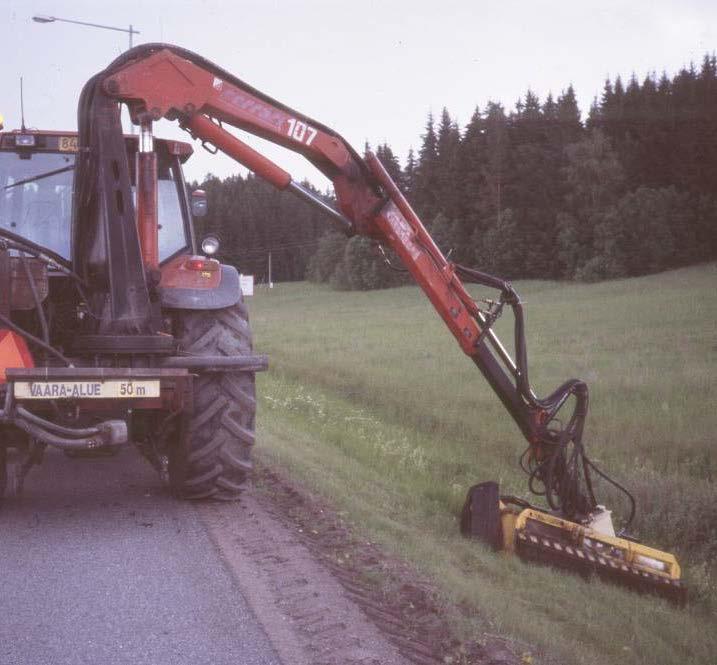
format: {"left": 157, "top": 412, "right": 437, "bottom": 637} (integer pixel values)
{"left": 0, "top": 445, "right": 21, "bottom": 500}
{"left": 170, "top": 301, "right": 256, "bottom": 500}
{"left": 0, "top": 446, "right": 6, "bottom": 499}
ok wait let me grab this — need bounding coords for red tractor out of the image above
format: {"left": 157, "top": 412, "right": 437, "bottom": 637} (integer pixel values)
{"left": 0, "top": 45, "right": 683, "bottom": 600}
{"left": 0, "top": 120, "right": 263, "bottom": 500}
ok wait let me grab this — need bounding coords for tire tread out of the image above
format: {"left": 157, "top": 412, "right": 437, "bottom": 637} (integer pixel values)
{"left": 170, "top": 301, "right": 255, "bottom": 500}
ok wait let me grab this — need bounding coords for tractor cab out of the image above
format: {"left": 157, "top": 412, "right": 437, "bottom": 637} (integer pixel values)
{"left": 0, "top": 129, "right": 198, "bottom": 265}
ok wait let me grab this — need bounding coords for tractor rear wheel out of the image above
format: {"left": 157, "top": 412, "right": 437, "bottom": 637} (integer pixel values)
{"left": 170, "top": 301, "right": 256, "bottom": 500}
{"left": 0, "top": 444, "right": 21, "bottom": 500}
{"left": 0, "top": 445, "right": 6, "bottom": 499}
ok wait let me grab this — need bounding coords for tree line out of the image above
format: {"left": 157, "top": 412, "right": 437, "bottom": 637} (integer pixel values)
{"left": 196, "top": 54, "right": 717, "bottom": 288}
{"left": 193, "top": 174, "right": 329, "bottom": 283}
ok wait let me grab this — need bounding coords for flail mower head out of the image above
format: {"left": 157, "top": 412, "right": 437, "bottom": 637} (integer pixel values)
{"left": 461, "top": 481, "right": 686, "bottom": 605}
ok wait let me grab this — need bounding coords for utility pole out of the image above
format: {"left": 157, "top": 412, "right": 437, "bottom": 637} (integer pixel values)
{"left": 268, "top": 252, "right": 273, "bottom": 289}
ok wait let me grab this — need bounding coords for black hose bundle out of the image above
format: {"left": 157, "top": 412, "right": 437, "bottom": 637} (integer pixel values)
{"left": 455, "top": 262, "right": 635, "bottom": 529}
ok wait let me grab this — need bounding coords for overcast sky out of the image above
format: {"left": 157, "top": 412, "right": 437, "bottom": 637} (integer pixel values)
{"left": 2, "top": 0, "right": 715, "bottom": 189}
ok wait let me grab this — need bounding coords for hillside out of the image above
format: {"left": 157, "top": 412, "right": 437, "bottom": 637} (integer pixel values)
{"left": 249, "top": 263, "right": 716, "bottom": 665}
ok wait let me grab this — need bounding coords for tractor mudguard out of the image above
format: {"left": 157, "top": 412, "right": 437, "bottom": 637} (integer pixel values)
{"left": 159, "top": 260, "right": 242, "bottom": 311}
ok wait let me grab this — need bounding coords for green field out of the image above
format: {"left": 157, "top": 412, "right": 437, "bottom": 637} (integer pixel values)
{"left": 249, "top": 263, "right": 716, "bottom": 665}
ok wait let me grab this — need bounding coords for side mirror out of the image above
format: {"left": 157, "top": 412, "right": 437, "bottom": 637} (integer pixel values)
{"left": 191, "top": 189, "right": 207, "bottom": 217}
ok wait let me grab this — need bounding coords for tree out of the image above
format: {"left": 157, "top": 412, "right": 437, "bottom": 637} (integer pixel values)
{"left": 557, "top": 130, "right": 625, "bottom": 277}
{"left": 480, "top": 102, "right": 509, "bottom": 229}
{"left": 435, "top": 108, "right": 462, "bottom": 221}
{"left": 506, "top": 90, "right": 564, "bottom": 277}
{"left": 590, "top": 187, "right": 675, "bottom": 278}
{"left": 404, "top": 148, "right": 417, "bottom": 199}
{"left": 413, "top": 112, "right": 440, "bottom": 221}
{"left": 456, "top": 107, "right": 487, "bottom": 264}
{"left": 196, "top": 172, "right": 330, "bottom": 283}
{"left": 556, "top": 85, "right": 583, "bottom": 144}
{"left": 375, "top": 143, "right": 405, "bottom": 192}
{"left": 473, "top": 208, "right": 522, "bottom": 276}
{"left": 331, "top": 237, "right": 384, "bottom": 290}
{"left": 306, "top": 231, "right": 346, "bottom": 283}
{"left": 590, "top": 186, "right": 717, "bottom": 278}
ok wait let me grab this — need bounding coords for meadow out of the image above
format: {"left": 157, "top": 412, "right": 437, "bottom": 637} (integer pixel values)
{"left": 249, "top": 263, "right": 716, "bottom": 665}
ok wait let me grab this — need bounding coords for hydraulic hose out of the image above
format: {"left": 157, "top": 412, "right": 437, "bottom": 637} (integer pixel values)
{"left": 12, "top": 419, "right": 104, "bottom": 450}
{"left": 16, "top": 406, "right": 101, "bottom": 438}
{"left": 18, "top": 252, "right": 49, "bottom": 345}
{"left": 454, "top": 261, "right": 632, "bottom": 520}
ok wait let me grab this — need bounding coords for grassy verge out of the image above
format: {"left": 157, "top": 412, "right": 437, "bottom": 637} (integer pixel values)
{"left": 249, "top": 263, "right": 716, "bottom": 665}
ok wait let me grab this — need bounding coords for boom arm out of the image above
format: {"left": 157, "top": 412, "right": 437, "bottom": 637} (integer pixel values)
{"left": 84, "top": 44, "right": 599, "bottom": 518}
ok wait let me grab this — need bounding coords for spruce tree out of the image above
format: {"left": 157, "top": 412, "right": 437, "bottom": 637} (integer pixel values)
{"left": 375, "top": 143, "right": 405, "bottom": 192}
{"left": 404, "top": 148, "right": 417, "bottom": 199}
{"left": 433, "top": 108, "right": 462, "bottom": 247}
{"left": 479, "top": 102, "right": 509, "bottom": 229}
{"left": 457, "top": 107, "right": 487, "bottom": 264}
{"left": 472, "top": 102, "right": 511, "bottom": 272}
{"left": 557, "top": 85, "right": 582, "bottom": 143}
{"left": 414, "top": 111, "right": 440, "bottom": 221}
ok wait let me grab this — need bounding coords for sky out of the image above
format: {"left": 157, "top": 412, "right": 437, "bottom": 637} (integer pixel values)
{"left": 1, "top": 0, "right": 715, "bottom": 190}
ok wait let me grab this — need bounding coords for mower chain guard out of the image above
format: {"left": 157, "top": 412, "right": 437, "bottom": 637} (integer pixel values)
{"left": 515, "top": 526, "right": 687, "bottom": 605}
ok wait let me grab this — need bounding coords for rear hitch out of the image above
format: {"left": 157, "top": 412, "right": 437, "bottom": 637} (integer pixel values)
{"left": 0, "top": 382, "right": 128, "bottom": 452}
{"left": 11, "top": 406, "right": 128, "bottom": 449}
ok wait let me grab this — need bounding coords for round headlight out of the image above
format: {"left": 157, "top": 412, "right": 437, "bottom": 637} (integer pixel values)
{"left": 201, "top": 235, "right": 220, "bottom": 256}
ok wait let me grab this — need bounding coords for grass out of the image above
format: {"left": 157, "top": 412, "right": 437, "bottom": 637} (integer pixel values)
{"left": 248, "top": 263, "right": 717, "bottom": 665}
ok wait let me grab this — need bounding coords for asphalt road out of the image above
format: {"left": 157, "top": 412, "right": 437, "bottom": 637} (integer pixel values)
{"left": 0, "top": 448, "right": 282, "bottom": 665}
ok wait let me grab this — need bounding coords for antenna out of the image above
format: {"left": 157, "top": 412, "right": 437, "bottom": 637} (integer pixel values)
{"left": 20, "top": 77, "right": 26, "bottom": 131}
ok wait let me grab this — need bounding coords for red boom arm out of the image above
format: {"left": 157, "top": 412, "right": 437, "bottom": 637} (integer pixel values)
{"left": 93, "top": 44, "right": 606, "bottom": 520}
{"left": 104, "top": 47, "right": 484, "bottom": 356}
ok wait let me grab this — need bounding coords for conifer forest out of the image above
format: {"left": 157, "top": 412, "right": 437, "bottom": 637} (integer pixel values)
{"left": 195, "top": 55, "right": 717, "bottom": 288}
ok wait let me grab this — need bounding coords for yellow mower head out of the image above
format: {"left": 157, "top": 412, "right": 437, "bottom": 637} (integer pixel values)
{"left": 461, "top": 482, "right": 685, "bottom": 604}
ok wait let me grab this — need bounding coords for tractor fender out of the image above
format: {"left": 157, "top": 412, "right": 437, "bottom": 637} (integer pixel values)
{"left": 159, "top": 262, "right": 242, "bottom": 311}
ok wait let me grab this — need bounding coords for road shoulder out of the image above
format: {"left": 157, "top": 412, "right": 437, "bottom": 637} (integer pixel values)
{"left": 199, "top": 465, "right": 525, "bottom": 665}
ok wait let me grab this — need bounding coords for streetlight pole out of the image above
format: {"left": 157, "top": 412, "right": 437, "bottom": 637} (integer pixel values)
{"left": 31, "top": 15, "right": 139, "bottom": 51}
